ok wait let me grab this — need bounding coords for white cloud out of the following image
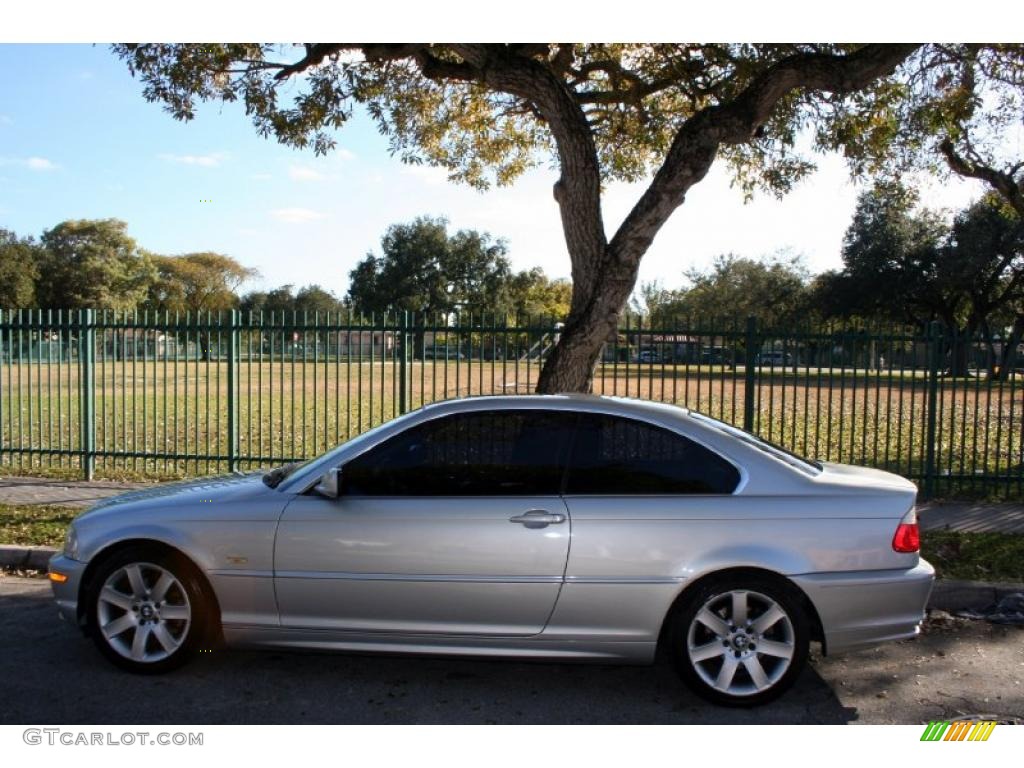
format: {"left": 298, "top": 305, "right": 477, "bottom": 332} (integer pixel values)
{"left": 336, "top": 148, "right": 355, "bottom": 161}
{"left": 270, "top": 207, "right": 327, "bottom": 223}
{"left": 288, "top": 164, "right": 325, "bottom": 181}
{"left": 159, "top": 152, "right": 226, "bottom": 167}
{"left": 0, "top": 156, "right": 59, "bottom": 171}
{"left": 0, "top": 115, "right": 12, "bottom": 125}
{"left": 26, "top": 156, "right": 58, "bottom": 171}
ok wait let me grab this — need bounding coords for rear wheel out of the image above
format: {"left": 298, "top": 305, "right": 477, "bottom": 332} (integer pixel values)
{"left": 87, "top": 547, "right": 209, "bottom": 673}
{"left": 668, "top": 574, "right": 810, "bottom": 706}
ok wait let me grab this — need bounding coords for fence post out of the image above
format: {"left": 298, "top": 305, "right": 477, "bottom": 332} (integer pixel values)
{"left": 923, "top": 320, "right": 942, "bottom": 499}
{"left": 79, "top": 309, "right": 96, "bottom": 480}
{"left": 398, "top": 311, "right": 409, "bottom": 415}
{"left": 743, "top": 315, "right": 757, "bottom": 433}
{"left": 227, "top": 309, "right": 239, "bottom": 472}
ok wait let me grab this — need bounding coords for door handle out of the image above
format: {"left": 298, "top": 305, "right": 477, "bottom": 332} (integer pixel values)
{"left": 509, "top": 510, "right": 566, "bottom": 528}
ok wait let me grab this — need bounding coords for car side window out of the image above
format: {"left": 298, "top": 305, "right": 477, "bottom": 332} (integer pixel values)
{"left": 342, "top": 410, "right": 574, "bottom": 496}
{"left": 565, "top": 414, "right": 740, "bottom": 495}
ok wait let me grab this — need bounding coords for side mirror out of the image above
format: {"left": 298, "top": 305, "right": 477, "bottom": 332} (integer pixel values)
{"left": 315, "top": 467, "right": 341, "bottom": 499}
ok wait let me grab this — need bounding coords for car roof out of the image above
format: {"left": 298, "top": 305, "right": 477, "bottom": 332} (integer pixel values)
{"left": 415, "top": 393, "right": 692, "bottom": 422}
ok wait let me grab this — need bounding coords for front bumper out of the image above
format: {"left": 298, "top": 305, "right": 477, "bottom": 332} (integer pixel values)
{"left": 48, "top": 553, "right": 89, "bottom": 627}
{"left": 792, "top": 559, "right": 935, "bottom": 655}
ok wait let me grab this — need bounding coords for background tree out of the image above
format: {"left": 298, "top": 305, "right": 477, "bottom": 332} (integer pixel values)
{"left": 347, "top": 216, "right": 511, "bottom": 316}
{"left": 147, "top": 252, "right": 257, "bottom": 314}
{"left": 241, "top": 284, "right": 348, "bottom": 315}
{"left": 114, "top": 43, "right": 929, "bottom": 392}
{"left": 0, "top": 228, "right": 43, "bottom": 308}
{"left": 816, "top": 185, "right": 1024, "bottom": 375}
{"left": 634, "top": 254, "right": 811, "bottom": 327}
{"left": 36, "top": 219, "right": 155, "bottom": 310}
{"left": 504, "top": 267, "right": 572, "bottom": 320}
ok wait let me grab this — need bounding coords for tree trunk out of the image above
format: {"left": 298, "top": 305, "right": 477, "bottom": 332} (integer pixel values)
{"left": 535, "top": 253, "right": 639, "bottom": 392}
{"left": 995, "top": 314, "right": 1024, "bottom": 381}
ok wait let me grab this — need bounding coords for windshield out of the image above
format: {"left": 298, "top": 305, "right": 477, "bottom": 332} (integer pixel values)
{"left": 687, "top": 411, "right": 822, "bottom": 474}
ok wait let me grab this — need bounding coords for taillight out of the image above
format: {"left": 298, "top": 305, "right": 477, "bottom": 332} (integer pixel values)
{"left": 892, "top": 507, "right": 920, "bottom": 553}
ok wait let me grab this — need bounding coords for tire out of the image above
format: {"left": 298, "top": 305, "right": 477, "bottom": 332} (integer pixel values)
{"left": 85, "top": 545, "right": 211, "bottom": 674}
{"left": 667, "top": 573, "right": 810, "bottom": 707}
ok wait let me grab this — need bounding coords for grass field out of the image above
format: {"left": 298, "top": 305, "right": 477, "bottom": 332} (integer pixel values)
{"left": 0, "top": 359, "right": 1021, "bottom": 497}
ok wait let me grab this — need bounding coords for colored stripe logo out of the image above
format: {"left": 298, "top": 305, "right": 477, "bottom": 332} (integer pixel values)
{"left": 921, "top": 721, "right": 997, "bottom": 741}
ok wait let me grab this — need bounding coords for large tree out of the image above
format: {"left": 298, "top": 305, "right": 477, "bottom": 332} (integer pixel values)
{"left": 147, "top": 251, "right": 257, "bottom": 313}
{"left": 115, "top": 43, "right": 949, "bottom": 391}
{"left": 347, "top": 216, "right": 511, "bottom": 316}
{"left": 816, "top": 185, "right": 1024, "bottom": 374}
{"left": 37, "top": 219, "right": 155, "bottom": 310}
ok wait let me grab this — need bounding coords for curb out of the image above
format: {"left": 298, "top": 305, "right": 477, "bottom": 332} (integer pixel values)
{"left": 0, "top": 545, "right": 59, "bottom": 571}
{"left": 1, "top": 546, "right": 1021, "bottom": 613}
{"left": 928, "top": 578, "right": 1023, "bottom": 612}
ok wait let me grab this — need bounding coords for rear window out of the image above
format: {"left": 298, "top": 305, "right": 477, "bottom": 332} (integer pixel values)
{"left": 686, "top": 412, "right": 822, "bottom": 474}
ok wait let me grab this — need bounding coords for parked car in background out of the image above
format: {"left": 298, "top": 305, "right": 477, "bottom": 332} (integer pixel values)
{"left": 49, "top": 394, "right": 932, "bottom": 706}
{"left": 700, "top": 346, "right": 734, "bottom": 366}
{"left": 638, "top": 349, "right": 661, "bottom": 363}
{"left": 756, "top": 351, "right": 795, "bottom": 366}
{"left": 422, "top": 348, "right": 466, "bottom": 360}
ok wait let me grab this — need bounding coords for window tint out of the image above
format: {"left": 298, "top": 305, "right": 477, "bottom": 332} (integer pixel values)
{"left": 566, "top": 414, "right": 739, "bottom": 495}
{"left": 342, "top": 410, "right": 574, "bottom": 496}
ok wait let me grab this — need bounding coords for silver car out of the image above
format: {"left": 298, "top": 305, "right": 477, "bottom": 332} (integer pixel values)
{"left": 48, "top": 395, "right": 933, "bottom": 706}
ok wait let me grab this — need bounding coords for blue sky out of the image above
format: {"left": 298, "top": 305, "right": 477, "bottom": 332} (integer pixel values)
{"left": 0, "top": 43, "right": 989, "bottom": 299}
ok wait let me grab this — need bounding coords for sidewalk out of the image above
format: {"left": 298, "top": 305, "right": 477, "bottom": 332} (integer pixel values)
{"left": 916, "top": 500, "right": 1024, "bottom": 534}
{"left": 0, "top": 476, "right": 149, "bottom": 507}
{"left": 0, "top": 474, "right": 1022, "bottom": 533}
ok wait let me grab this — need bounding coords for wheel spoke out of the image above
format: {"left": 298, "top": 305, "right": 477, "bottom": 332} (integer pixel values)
{"left": 102, "top": 614, "right": 135, "bottom": 638}
{"left": 689, "top": 641, "right": 726, "bottom": 663}
{"left": 743, "top": 656, "right": 770, "bottom": 690}
{"left": 715, "top": 654, "right": 740, "bottom": 690}
{"left": 151, "top": 571, "right": 175, "bottom": 603}
{"left": 752, "top": 603, "right": 786, "bottom": 634}
{"left": 731, "top": 591, "right": 748, "bottom": 625}
{"left": 99, "top": 586, "right": 133, "bottom": 611}
{"left": 151, "top": 623, "right": 178, "bottom": 653}
{"left": 696, "top": 608, "right": 730, "bottom": 638}
{"left": 125, "top": 564, "right": 147, "bottom": 599}
{"left": 160, "top": 604, "right": 189, "bottom": 621}
{"left": 757, "top": 639, "right": 794, "bottom": 660}
{"left": 130, "top": 624, "right": 152, "bottom": 661}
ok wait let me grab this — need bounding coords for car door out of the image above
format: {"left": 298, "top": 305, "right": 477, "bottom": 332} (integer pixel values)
{"left": 274, "top": 408, "right": 575, "bottom": 636}
{"left": 559, "top": 413, "right": 742, "bottom": 581}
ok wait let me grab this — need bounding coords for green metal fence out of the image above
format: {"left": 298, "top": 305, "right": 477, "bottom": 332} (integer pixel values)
{"left": 1, "top": 308, "right": 1021, "bottom": 498}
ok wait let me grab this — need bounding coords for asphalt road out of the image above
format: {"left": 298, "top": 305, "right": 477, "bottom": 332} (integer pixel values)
{"left": 1, "top": 575, "right": 1021, "bottom": 725}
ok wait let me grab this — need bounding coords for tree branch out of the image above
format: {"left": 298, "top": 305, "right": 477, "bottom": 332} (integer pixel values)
{"left": 609, "top": 44, "right": 921, "bottom": 264}
{"left": 939, "top": 138, "right": 1024, "bottom": 218}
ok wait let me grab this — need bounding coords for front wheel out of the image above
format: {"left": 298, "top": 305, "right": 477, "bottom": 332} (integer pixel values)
{"left": 87, "top": 547, "right": 209, "bottom": 673}
{"left": 668, "top": 574, "right": 810, "bottom": 706}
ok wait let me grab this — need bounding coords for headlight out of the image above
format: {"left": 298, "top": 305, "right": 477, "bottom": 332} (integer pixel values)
{"left": 62, "top": 524, "right": 79, "bottom": 560}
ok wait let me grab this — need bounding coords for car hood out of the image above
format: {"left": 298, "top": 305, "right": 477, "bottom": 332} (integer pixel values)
{"left": 80, "top": 471, "right": 271, "bottom": 518}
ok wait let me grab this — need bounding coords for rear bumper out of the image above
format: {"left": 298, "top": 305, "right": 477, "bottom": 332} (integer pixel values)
{"left": 792, "top": 560, "right": 935, "bottom": 655}
{"left": 48, "top": 553, "right": 88, "bottom": 627}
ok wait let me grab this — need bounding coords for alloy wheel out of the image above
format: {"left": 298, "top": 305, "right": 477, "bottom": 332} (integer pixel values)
{"left": 685, "top": 589, "right": 795, "bottom": 697}
{"left": 96, "top": 562, "right": 192, "bottom": 663}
